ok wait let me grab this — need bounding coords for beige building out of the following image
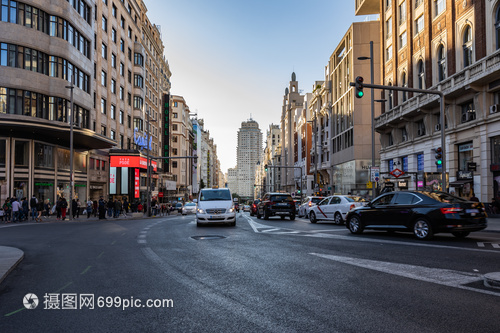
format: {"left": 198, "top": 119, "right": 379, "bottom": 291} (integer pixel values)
{"left": 356, "top": 0, "right": 500, "bottom": 202}
{"left": 236, "top": 119, "right": 262, "bottom": 199}
{"left": 261, "top": 124, "right": 281, "bottom": 195}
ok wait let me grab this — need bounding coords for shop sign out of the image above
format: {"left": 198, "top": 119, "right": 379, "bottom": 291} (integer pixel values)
{"left": 467, "top": 162, "right": 477, "bottom": 171}
{"left": 459, "top": 143, "right": 473, "bottom": 152}
{"left": 457, "top": 170, "right": 473, "bottom": 180}
{"left": 398, "top": 180, "right": 408, "bottom": 188}
{"left": 491, "top": 164, "right": 500, "bottom": 172}
{"left": 134, "top": 169, "right": 140, "bottom": 198}
{"left": 384, "top": 182, "right": 395, "bottom": 188}
{"left": 90, "top": 185, "right": 103, "bottom": 190}
{"left": 110, "top": 156, "right": 157, "bottom": 171}
{"left": 158, "top": 192, "right": 164, "bottom": 198}
{"left": 35, "top": 183, "right": 54, "bottom": 186}
{"left": 75, "top": 184, "right": 87, "bottom": 187}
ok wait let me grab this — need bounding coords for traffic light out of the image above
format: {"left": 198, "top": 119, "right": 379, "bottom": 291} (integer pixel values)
{"left": 435, "top": 147, "right": 443, "bottom": 166}
{"left": 355, "top": 76, "right": 364, "bottom": 98}
{"left": 264, "top": 164, "right": 268, "bottom": 172}
{"left": 297, "top": 188, "right": 301, "bottom": 195}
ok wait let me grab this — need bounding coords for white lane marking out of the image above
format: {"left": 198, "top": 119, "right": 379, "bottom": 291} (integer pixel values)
{"left": 310, "top": 253, "right": 500, "bottom": 297}
{"left": 261, "top": 228, "right": 281, "bottom": 233}
{"left": 477, "top": 242, "right": 485, "bottom": 247}
{"left": 493, "top": 243, "right": 500, "bottom": 249}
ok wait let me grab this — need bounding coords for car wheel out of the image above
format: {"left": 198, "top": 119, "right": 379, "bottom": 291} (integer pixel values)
{"left": 347, "top": 215, "right": 363, "bottom": 234}
{"left": 229, "top": 221, "right": 236, "bottom": 227}
{"left": 257, "top": 210, "right": 261, "bottom": 219}
{"left": 281, "top": 215, "right": 285, "bottom": 220}
{"left": 290, "top": 214, "right": 295, "bottom": 221}
{"left": 334, "top": 212, "right": 343, "bottom": 225}
{"left": 413, "top": 218, "right": 433, "bottom": 240}
{"left": 309, "top": 211, "right": 317, "bottom": 224}
{"left": 263, "top": 210, "right": 270, "bottom": 220}
{"left": 196, "top": 222, "right": 201, "bottom": 227}
{"left": 452, "top": 231, "right": 470, "bottom": 238}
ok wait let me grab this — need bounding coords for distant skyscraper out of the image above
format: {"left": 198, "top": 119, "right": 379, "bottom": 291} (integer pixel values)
{"left": 236, "top": 119, "right": 263, "bottom": 198}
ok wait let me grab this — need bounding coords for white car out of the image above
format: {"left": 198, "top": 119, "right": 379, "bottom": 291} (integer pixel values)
{"left": 298, "top": 196, "right": 325, "bottom": 218}
{"left": 309, "top": 195, "right": 365, "bottom": 225}
{"left": 196, "top": 188, "right": 236, "bottom": 226}
{"left": 182, "top": 202, "right": 197, "bottom": 215}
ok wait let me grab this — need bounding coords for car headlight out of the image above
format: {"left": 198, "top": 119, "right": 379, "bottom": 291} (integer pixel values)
{"left": 229, "top": 207, "right": 235, "bottom": 213}
{"left": 197, "top": 208, "right": 205, "bottom": 214}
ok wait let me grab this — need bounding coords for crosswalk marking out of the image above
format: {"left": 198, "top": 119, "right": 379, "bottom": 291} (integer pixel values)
{"left": 477, "top": 242, "right": 500, "bottom": 249}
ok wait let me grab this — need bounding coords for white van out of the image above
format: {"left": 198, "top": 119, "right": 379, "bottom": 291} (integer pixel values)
{"left": 196, "top": 188, "right": 236, "bottom": 227}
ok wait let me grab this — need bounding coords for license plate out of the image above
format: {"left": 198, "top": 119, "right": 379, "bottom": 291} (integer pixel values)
{"left": 276, "top": 203, "right": 287, "bottom": 206}
{"left": 466, "top": 209, "right": 479, "bottom": 214}
{"left": 276, "top": 212, "right": 287, "bottom": 215}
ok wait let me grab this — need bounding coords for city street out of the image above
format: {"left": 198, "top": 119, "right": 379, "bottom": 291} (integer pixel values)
{"left": 1, "top": 212, "right": 500, "bottom": 332}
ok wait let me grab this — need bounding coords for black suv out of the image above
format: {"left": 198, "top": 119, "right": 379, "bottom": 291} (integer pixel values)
{"left": 257, "top": 193, "right": 296, "bottom": 220}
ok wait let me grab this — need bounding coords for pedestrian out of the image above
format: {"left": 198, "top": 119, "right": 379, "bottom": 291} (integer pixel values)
{"left": 114, "top": 199, "right": 122, "bottom": 218}
{"left": 123, "top": 199, "right": 129, "bottom": 215}
{"left": 86, "top": 198, "right": 93, "bottom": 218}
{"left": 3, "top": 198, "right": 11, "bottom": 223}
{"left": 36, "top": 199, "right": 44, "bottom": 222}
{"left": 93, "top": 199, "right": 98, "bottom": 217}
{"left": 11, "top": 197, "right": 21, "bottom": 223}
{"left": 30, "top": 194, "right": 38, "bottom": 221}
{"left": 107, "top": 199, "right": 114, "bottom": 218}
{"left": 44, "top": 199, "right": 51, "bottom": 217}
{"left": 21, "top": 197, "right": 29, "bottom": 222}
{"left": 137, "top": 202, "right": 143, "bottom": 213}
{"left": 56, "top": 197, "right": 62, "bottom": 220}
{"left": 0, "top": 204, "right": 4, "bottom": 222}
{"left": 60, "top": 197, "right": 68, "bottom": 220}
{"left": 72, "top": 199, "right": 78, "bottom": 219}
{"left": 76, "top": 199, "right": 81, "bottom": 218}
{"left": 98, "top": 196, "right": 106, "bottom": 220}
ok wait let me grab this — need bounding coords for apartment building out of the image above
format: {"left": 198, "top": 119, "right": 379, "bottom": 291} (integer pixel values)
{"left": 355, "top": 0, "right": 500, "bottom": 201}
{"left": 236, "top": 119, "right": 262, "bottom": 199}
{"left": 262, "top": 124, "right": 281, "bottom": 195}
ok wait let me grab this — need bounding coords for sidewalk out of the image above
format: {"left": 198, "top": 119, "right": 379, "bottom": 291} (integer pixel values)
{"left": 1, "top": 214, "right": 499, "bottom": 286}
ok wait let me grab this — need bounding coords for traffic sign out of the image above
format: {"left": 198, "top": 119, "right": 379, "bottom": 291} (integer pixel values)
{"left": 370, "top": 167, "right": 380, "bottom": 182}
{"left": 390, "top": 168, "right": 404, "bottom": 178}
{"left": 366, "top": 181, "right": 373, "bottom": 189}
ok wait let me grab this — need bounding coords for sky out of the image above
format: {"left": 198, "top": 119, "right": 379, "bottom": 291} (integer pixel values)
{"left": 146, "top": 0, "right": 371, "bottom": 173}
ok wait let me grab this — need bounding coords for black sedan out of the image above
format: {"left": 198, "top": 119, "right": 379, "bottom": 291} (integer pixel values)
{"left": 345, "top": 191, "right": 487, "bottom": 240}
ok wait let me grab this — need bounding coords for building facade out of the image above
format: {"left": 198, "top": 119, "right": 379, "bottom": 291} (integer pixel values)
{"left": 236, "top": 119, "right": 262, "bottom": 199}
{"left": 356, "top": 0, "right": 500, "bottom": 202}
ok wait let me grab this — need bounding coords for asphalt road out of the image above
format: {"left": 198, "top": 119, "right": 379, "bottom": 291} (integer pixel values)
{"left": 1, "top": 212, "right": 500, "bottom": 332}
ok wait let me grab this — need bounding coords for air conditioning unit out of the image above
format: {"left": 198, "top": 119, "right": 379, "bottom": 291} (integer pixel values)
{"left": 490, "top": 104, "right": 500, "bottom": 114}
{"left": 435, "top": 124, "right": 441, "bottom": 131}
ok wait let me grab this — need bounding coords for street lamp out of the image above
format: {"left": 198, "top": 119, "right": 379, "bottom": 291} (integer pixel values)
{"left": 358, "top": 40, "right": 376, "bottom": 199}
{"left": 65, "top": 84, "right": 74, "bottom": 220}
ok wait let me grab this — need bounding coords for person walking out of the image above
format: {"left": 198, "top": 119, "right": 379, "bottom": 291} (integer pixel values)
{"left": 60, "top": 197, "right": 68, "bottom": 220}
{"left": 98, "top": 196, "right": 106, "bottom": 220}
{"left": 114, "top": 199, "right": 122, "bottom": 218}
{"left": 56, "top": 197, "right": 62, "bottom": 220}
{"left": 72, "top": 199, "right": 78, "bottom": 219}
{"left": 86, "top": 198, "right": 93, "bottom": 218}
{"left": 21, "top": 197, "right": 29, "bottom": 222}
{"left": 36, "top": 199, "right": 44, "bottom": 222}
{"left": 93, "top": 199, "right": 98, "bottom": 217}
{"left": 3, "top": 198, "right": 12, "bottom": 223}
{"left": 11, "top": 197, "right": 21, "bottom": 223}
{"left": 44, "top": 199, "right": 51, "bottom": 218}
{"left": 30, "top": 195, "right": 38, "bottom": 221}
{"left": 107, "top": 199, "right": 114, "bottom": 218}
{"left": 123, "top": 199, "right": 129, "bottom": 215}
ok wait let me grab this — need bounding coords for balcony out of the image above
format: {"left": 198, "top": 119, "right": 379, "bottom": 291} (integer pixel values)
{"left": 374, "top": 49, "right": 500, "bottom": 131}
{"left": 355, "top": 0, "right": 380, "bottom": 16}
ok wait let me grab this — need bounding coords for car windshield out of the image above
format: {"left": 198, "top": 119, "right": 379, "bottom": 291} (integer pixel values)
{"left": 200, "top": 190, "right": 232, "bottom": 201}
{"left": 311, "top": 198, "right": 323, "bottom": 204}
{"left": 185, "top": 203, "right": 196, "bottom": 207}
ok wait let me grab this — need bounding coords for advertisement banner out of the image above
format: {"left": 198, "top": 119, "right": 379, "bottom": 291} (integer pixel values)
{"left": 134, "top": 169, "right": 140, "bottom": 198}
{"left": 110, "top": 156, "right": 157, "bottom": 171}
{"left": 110, "top": 167, "right": 116, "bottom": 195}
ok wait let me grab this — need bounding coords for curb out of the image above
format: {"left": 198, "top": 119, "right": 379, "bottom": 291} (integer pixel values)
{"left": 0, "top": 246, "right": 24, "bottom": 285}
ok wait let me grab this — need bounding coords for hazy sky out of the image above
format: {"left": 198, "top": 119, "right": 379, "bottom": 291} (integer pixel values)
{"left": 146, "top": 0, "right": 370, "bottom": 172}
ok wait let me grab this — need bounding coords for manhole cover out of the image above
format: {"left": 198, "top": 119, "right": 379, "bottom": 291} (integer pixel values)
{"left": 191, "top": 235, "right": 226, "bottom": 240}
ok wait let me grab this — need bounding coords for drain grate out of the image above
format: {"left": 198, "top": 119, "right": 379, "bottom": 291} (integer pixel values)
{"left": 191, "top": 235, "right": 226, "bottom": 240}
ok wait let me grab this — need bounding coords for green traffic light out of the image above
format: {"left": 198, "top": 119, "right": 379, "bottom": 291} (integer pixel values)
{"left": 357, "top": 91, "right": 364, "bottom": 98}
{"left": 436, "top": 160, "right": 442, "bottom": 165}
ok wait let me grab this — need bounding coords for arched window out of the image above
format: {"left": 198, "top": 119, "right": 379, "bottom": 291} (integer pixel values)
{"left": 463, "top": 25, "right": 473, "bottom": 67}
{"left": 496, "top": 6, "right": 500, "bottom": 50}
{"left": 417, "top": 60, "right": 424, "bottom": 89}
{"left": 437, "top": 44, "right": 446, "bottom": 81}
{"left": 401, "top": 72, "right": 407, "bottom": 102}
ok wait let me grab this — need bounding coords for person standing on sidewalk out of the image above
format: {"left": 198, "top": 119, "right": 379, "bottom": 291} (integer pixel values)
{"left": 56, "top": 197, "right": 62, "bottom": 220}
{"left": 44, "top": 199, "right": 51, "bottom": 218}
{"left": 21, "top": 197, "right": 29, "bottom": 222}
{"left": 86, "top": 198, "right": 93, "bottom": 218}
{"left": 98, "top": 197, "right": 106, "bottom": 219}
{"left": 72, "top": 199, "right": 78, "bottom": 219}
{"left": 30, "top": 195, "right": 38, "bottom": 221}
{"left": 11, "top": 197, "right": 21, "bottom": 223}
{"left": 3, "top": 198, "right": 12, "bottom": 223}
{"left": 36, "top": 199, "right": 44, "bottom": 222}
{"left": 60, "top": 197, "right": 68, "bottom": 220}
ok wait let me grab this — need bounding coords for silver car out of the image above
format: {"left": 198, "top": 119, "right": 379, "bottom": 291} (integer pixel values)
{"left": 298, "top": 196, "right": 325, "bottom": 218}
{"left": 182, "top": 202, "right": 197, "bottom": 215}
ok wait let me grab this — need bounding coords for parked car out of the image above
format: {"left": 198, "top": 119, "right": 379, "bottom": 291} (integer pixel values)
{"left": 196, "top": 188, "right": 236, "bottom": 226}
{"left": 298, "top": 196, "right": 324, "bottom": 218}
{"left": 309, "top": 195, "right": 365, "bottom": 224}
{"left": 257, "top": 193, "right": 296, "bottom": 220}
{"left": 345, "top": 191, "right": 488, "bottom": 240}
{"left": 182, "top": 202, "right": 197, "bottom": 215}
{"left": 250, "top": 199, "right": 261, "bottom": 216}
{"left": 175, "top": 202, "right": 183, "bottom": 213}
{"left": 243, "top": 205, "right": 251, "bottom": 212}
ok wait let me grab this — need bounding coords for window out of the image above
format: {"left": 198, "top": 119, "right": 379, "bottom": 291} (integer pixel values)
{"left": 101, "top": 98, "right": 106, "bottom": 114}
{"left": 120, "top": 39, "right": 124, "bottom": 52}
{"left": 101, "top": 125, "right": 106, "bottom": 136}
{"left": 437, "top": 44, "right": 446, "bottom": 81}
{"left": 416, "top": 119, "right": 425, "bottom": 136}
{"left": 385, "top": 0, "right": 392, "bottom": 9}
{"left": 120, "top": 16, "right": 125, "bottom": 28}
{"left": 133, "top": 96, "right": 143, "bottom": 109}
{"left": 435, "top": 0, "right": 445, "bottom": 17}
{"left": 102, "top": 15, "right": 107, "bottom": 32}
{"left": 461, "top": 101, "right": 475, "bottom": 123}
{"left": 111, "top": 79, "right": 116, "bottom": 93}
{"left": 463, "top": 25, "right": 473, "bottom": 67}
{"left": 110, "top": 104, "right": 115, "bottom": 119}
{"left": 173, "top": 112, "right": 178, "bottom": 118}
{"left": 386, "top": 17, "right": 392, "bottom": 38}
{"left": 101, "top": 70, "right": 107, "bottom": 86}
{"left": 112, "top": 4, "right": 117, "bottom": 17}
{"left": 101, "top": 43, "right": 107, "bottom": 59}
{"left": 399, "top": 31, "right": 407, "bottom": 49}
{"left": 119, "top": 86, "right": 124, "bottom": 100}
{"left": 415, "top": 14, "right": 424, "bottom": 35}
{"left": 128, "top": 27, "right": 132, "bottom": 39}
{"left": 496, "top": 6, "right": 500, "bottom": 50}
{"left": 119, "top": 110, "right": 124, "bottom": 124}
{"left": 386, "top": 44, "right": 393, "bottom": 61}
{"left": 111, "top": 53, "right": 116, "bottom": 68}
{"left": 119, "top": 62, "right": 124, "bottom": 76}
{"left": 134, "top": 53, "right": 144, "bottom": 66}
{"left": 417, "top": 59, "right": 424, "bottom": 89}
{"left": 111, "top": 130, "right": 115, "bottom": 140}
{"left": 399, "top": 1, "right": 406, "bottom": 25}
{"left": 172, "top": 124, "right": 178, "bottom": 131}
{"left": 111, "top": 28, "right": 116, "bottom": 43}
{"left": 134, "top": 74, "right": 143, "bottom": 88}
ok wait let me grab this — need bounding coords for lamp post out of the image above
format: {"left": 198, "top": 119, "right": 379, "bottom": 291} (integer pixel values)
{"left": 65, "top": 84, "right": 74, "bottom": 220}
{"left": 358, "top": 40, "right": 375, "bottom": 199}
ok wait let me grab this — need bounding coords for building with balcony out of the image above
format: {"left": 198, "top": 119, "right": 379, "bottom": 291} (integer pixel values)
{"left": 356, "top": 0, "right": 500, "bottom": 201}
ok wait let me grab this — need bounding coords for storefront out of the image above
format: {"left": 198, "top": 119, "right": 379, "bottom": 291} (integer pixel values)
{"left": 332, "top": 159, "right": 371, "bottom": 196}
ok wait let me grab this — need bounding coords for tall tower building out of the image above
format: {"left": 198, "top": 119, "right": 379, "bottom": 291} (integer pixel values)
{"left": 236, "top": 119, "right": 262, "bottom": 199}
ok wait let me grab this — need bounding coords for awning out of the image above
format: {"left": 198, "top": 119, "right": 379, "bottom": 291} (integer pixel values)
{"left": 449, "top": 180, "right": 472, "bottom": 187}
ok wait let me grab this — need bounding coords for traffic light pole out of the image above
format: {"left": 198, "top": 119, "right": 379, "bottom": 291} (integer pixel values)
{"left": 350, "top": 81, "right": 446, "bottom": 192}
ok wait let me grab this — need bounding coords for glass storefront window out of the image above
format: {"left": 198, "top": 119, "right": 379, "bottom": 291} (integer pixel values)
{"left": 34, "top": 181, "right": 55, "bottom": 203}
{"left": 0, "top": 139, "right": 5, "bottom": 165}
{"left": 57, "top": 148, "right": 70, "bottom": 170}
{"left": 34, "top": 143, "right": 54, "bottom": 168}
{"left": 458, "top": 142, "right": 473, "bottom": 171}
{"left": 14, "top": 180, "right": 27, "bottom": 199}
{"left": 74, "top": 184, "right": 87, "bottom": 201}
{"left": 15, "top": 140, "right": 29, "bottom": 166}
